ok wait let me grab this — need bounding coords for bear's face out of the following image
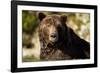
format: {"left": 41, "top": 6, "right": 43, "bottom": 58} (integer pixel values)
{"left": 38, "top": 13, "right": 67, "bottom": 46}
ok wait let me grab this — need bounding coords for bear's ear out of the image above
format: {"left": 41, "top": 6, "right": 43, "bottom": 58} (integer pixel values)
{"left": 61, "top": 15, "right": 67, "bottom": 24}
{"left": 38, "top": 13, "right": 46, "bottom": 21}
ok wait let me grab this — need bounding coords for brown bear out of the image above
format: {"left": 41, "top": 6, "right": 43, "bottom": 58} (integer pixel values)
{"left": 38, "top": 13, "right": 90, "bottom": 61}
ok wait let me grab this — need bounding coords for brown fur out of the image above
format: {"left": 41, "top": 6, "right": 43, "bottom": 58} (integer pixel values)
{"left": 38, "top": 13, "right": 90, "bottom": 61}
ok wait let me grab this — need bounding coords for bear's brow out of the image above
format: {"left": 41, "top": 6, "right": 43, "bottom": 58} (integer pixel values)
{"left": 42, "top": 16, "right": 60, "bottom": 25}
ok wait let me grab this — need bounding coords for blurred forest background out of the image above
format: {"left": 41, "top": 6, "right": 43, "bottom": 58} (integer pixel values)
{"left": 22, "top": 10, "right": 90, "bottom": 62}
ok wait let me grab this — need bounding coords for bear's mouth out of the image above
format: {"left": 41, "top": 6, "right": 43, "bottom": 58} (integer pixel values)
{"left": 50, "top": 38, "right": 58, "bottom": 42}
{"left": 47, "top": 37, "right": 59, "bottom": 48}
{"left": 49, "top": 37, "right": 58, "bottom": 45}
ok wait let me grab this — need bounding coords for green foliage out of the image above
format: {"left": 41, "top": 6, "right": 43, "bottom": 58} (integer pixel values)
{"left": 22, "top": 11, "right": 38, "bottom": 34}
{"left": 22, "top": 55, "right": 40, "bottom": 62}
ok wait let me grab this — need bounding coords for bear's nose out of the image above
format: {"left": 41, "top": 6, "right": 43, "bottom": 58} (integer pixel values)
{"left": 50, "top": 33, "right": 56, "bottom": 38}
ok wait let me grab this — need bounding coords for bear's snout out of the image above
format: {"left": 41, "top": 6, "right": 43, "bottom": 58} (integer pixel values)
{"left": 49, "top": 32, "right": 58, "bottom": 43}
{"left": 50, "top": 33, "right": 57, "bottom": 38}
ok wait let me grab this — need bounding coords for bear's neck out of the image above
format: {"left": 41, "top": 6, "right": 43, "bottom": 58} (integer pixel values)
{"left": 40, "top": 46, "right": 57, "bottom": 60}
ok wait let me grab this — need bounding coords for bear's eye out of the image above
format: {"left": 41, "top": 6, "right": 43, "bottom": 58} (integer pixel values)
{"left": 57, "top": 24, "right": 61, "bottom": 26}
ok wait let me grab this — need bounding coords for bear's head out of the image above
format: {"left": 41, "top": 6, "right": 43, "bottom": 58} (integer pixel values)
{"left": 38, "top": 13, "right": 68, "bottom": 48}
